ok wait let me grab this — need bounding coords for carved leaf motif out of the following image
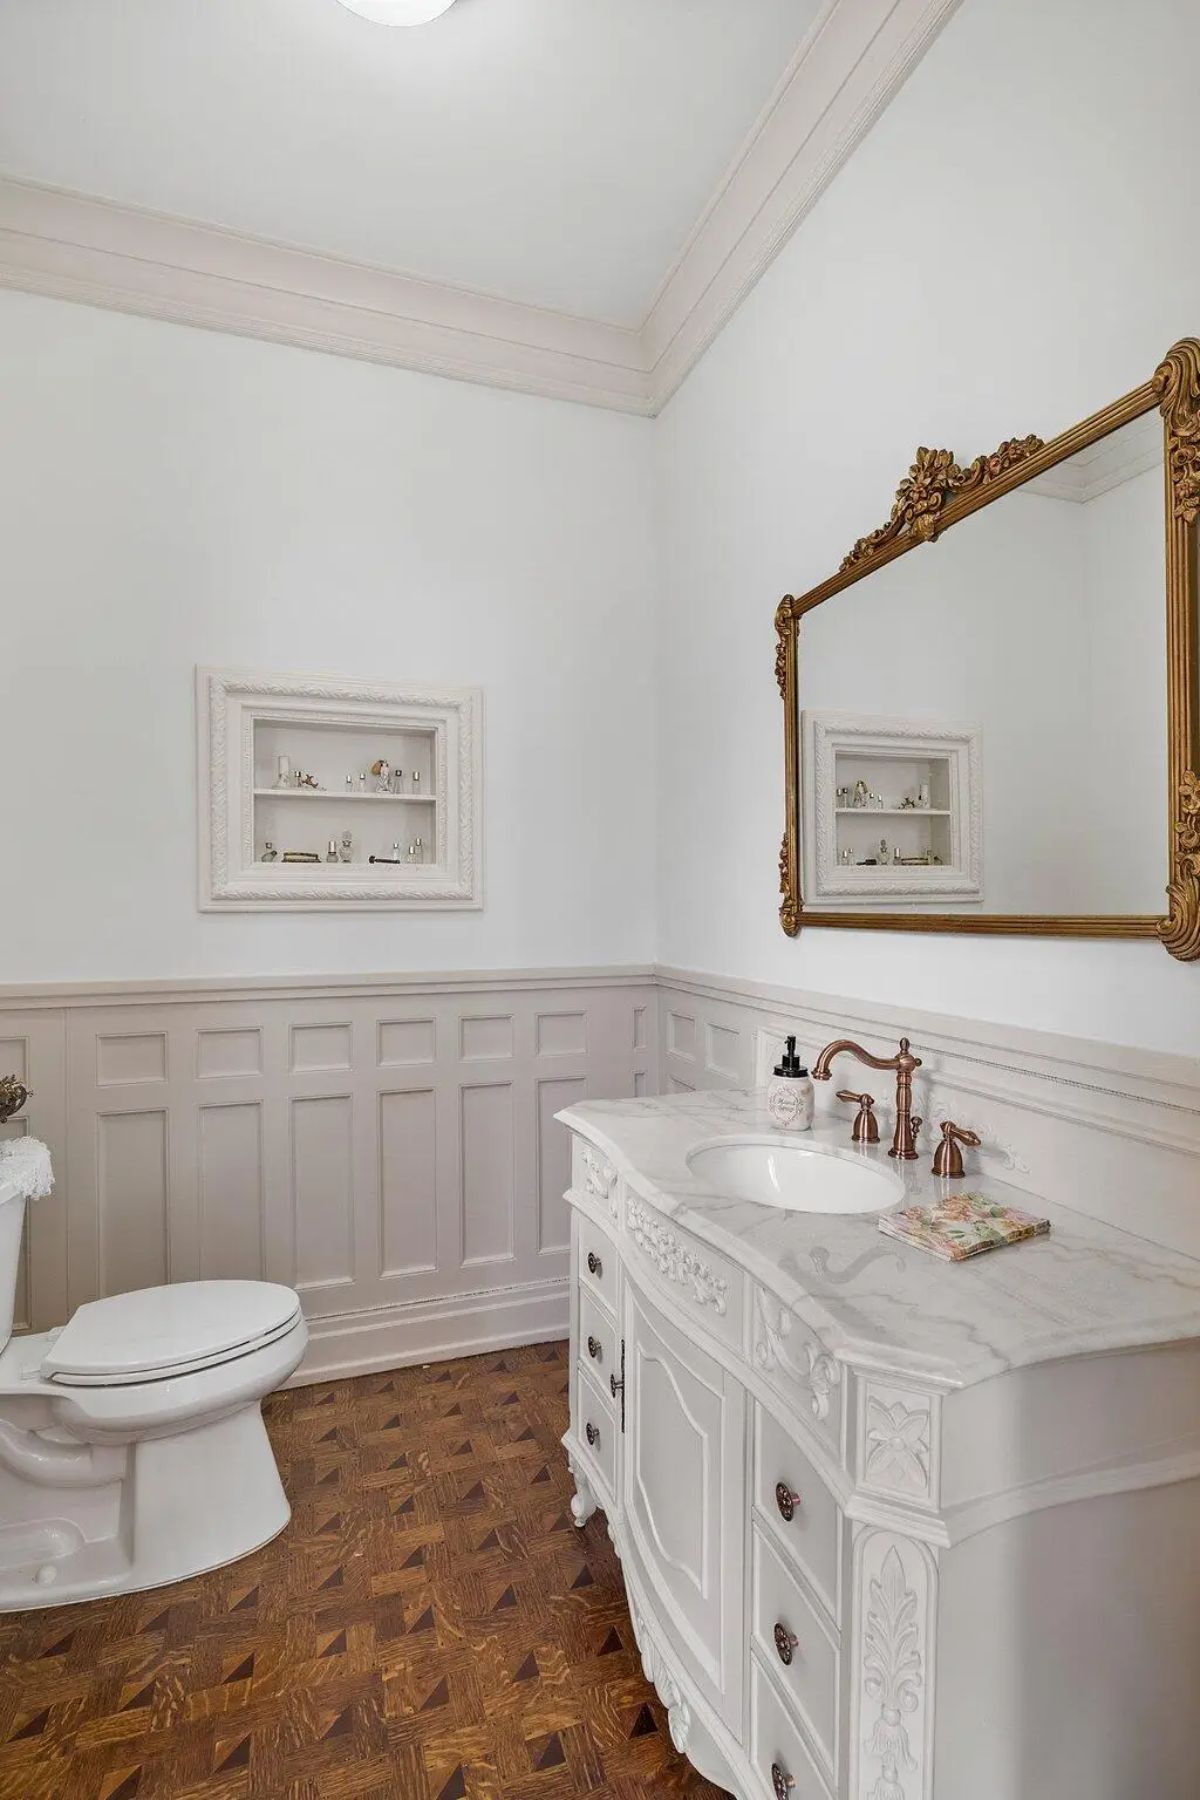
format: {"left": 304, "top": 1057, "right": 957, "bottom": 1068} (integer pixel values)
{"left": 627, "top": 1198, "right": 728, "bottom": 1315}
{"left": 753, "top": 1288, "right": 841, "bottom": 1425}
{"left": 865, "top": 1398, "right": 931, "bottom": 1493}
{"left": 774, "top": 597, "right": 796, "bottom": 696}
{"left": 840, "top": 435, "right": 1044, "bottom": 571}
{"left": 1160, "top": 770, "right": 1200, "bottom": 960}
{"left": 1156, "top": 337, "right": 1200, "bottom": 523}
{"left": 862, "top": 1545, "right": 922, "bottom": 1800}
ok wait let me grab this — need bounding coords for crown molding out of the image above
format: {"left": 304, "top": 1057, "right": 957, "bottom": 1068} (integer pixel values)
{"left": 0, "top": 177, "right": 652, "bottom": 415}
{"left": 1023, "top": 409, "right": 1163, "bottom": 504}
{"left": 644, "top": 0, "right": 962, "bottom": 410}
{"left": 0, "top": 0, "right": 959, "bottom": 416}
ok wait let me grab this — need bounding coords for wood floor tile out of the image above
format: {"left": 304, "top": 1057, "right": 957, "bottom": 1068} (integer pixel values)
{"left": 0, "top": 1342, "right": 729, "bottom": 1800}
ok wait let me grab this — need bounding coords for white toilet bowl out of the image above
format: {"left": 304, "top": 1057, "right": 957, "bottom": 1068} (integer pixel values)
{"left": 0, "top": 1177, "right": 307, "bottom": 1611}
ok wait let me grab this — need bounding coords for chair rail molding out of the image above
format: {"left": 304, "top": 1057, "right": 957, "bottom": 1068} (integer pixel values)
{"left": 0, "top": 0, "right": 960, "bottom": 415}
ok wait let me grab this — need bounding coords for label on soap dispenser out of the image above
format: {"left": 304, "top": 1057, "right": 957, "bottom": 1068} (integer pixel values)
{"left": 767, "top": 1077, "right": 814, "bottom": 1132}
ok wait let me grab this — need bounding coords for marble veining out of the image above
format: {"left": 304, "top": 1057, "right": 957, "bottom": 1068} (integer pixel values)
{"left": 559, "top": 1088, "right": 1200, "bottom": 1386}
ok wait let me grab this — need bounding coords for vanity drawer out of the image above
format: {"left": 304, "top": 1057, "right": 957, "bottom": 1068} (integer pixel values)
{"left": 752, "top": 1526, "right": 838, "bottom": 1784}
{"left": 750, "top": 1656, "right": 832, "bottom": 1800}
{"left": 755, "top": 1403, "right": 840, "bottom": 1624}
{"left": 576, "top": 1216, "right": 618, "bottom": 1315}
{"left": 575, "top": 1362, "right": 617, "bottom": 1500}
{"left": 578, "top": 1286, "right": 619, "bottom": 1386}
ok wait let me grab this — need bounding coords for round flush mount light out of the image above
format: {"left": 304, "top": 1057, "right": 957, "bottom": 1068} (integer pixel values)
{"left": 335, "top": 0, "right": 457, "bottom": 23}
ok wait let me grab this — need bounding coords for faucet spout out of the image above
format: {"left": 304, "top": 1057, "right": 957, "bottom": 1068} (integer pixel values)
{"left": 812, "top": 1036, "right": 923, "bottom": 1161}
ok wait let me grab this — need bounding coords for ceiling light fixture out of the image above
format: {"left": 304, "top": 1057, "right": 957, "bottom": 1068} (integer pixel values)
{"left": 335, "top": 0, "right": 457, "bottom": 24}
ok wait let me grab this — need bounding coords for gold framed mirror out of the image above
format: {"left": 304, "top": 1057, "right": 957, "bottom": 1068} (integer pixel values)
{"left": 776, "top": 337, "right": 1200, "bottom": 960}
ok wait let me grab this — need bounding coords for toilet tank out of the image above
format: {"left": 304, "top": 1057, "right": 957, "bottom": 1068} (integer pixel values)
{"left": 0, "top": 1180, "right": 27, "bottom": 1354}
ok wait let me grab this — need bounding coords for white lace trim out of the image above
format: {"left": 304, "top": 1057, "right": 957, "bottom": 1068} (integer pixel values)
{"left": 0, "top": 1137, "right": 54, "bottom": 1202}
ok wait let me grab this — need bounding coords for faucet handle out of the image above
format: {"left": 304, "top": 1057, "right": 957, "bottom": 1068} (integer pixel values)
{"left": 932, "top": 1119, "right": 981, "bottom": 1179}
{"left": 836, "top": 1089, "right": 879, "bottom": 1145}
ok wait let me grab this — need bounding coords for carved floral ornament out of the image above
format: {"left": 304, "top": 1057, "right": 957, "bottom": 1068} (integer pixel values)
{"left": 1155, "top": 336, "right": 1200, "bottom": 524}
{"left": 839, "top": 435, "right": 1045, "bottom": 571}
{"left": 774, "top": 336, "right": 1200, "bottom": 959}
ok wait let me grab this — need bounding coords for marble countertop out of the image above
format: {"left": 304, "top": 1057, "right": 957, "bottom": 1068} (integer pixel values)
{"left": 558, "top": 1088, "right": 1200, "bottom": 1388}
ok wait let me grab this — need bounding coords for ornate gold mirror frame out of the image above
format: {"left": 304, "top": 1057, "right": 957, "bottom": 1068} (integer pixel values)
{"left": 776, "top": 337, "right": 1200, "bottom": 959}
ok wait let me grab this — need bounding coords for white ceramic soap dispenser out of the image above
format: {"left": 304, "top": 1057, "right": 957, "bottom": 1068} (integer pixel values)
{"left": 767, "top": 1036, "right": 815, "bottom": 1132}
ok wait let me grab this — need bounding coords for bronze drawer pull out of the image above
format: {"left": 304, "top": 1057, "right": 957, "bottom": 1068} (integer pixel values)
{"left": 775, "top": 1481, "right": 801, "bottom": 1523}
{"left": 585, "top": 1421, "right": 599, "bottom": 1449}
{"left": 610, "top": 1372, "right": 623, "bottom": 1400}
{"left": 587, "top": 1335, "right": 601, "bottom": 1360}
{"left": 774, "top": 1622, "right": 799, "bottom": 1667}
{"left": 587, "top": 1251, "right": 602, "bottom": 1278}
{"left": 771, "top": 1763, "right": 795, "bottom": 1798}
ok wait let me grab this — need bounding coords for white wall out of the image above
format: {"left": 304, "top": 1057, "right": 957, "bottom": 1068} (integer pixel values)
{"left": 0, "top": 291, "right": 657, "bottom": 982}
{"left": 654, "top": 0, "right": 1200, "bottom": 1056}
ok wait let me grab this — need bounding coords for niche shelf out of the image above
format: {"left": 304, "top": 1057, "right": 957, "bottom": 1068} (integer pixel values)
{"left": 802, "top": 710, "right": 981, "bottom": 904}
{"left": 197, "top": 668, "right": 483, "bottom": 910}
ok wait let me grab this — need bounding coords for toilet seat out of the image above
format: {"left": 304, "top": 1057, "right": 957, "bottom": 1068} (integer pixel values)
{"left": 41, "top": 1280, "right": 302, "bottom": 1387}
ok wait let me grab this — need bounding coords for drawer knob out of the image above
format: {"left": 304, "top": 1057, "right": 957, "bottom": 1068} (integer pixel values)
{"left": 775, "top": 1481, "right": 801, "bottom": 1523}
{"left": 610, "top": 1373, "right": 624, "bottom": 1400}
{"left": 587, "top": 1335, "right": 601, "bottom": 1361}
{"left": 587, "top": 1251, "right": 603, "bottom": 1278}
{"left": 771, "top": 1764, "right": 795, "bottom": 1798}
{"left": 585, "top": 1421, "right": 599, "bottom": 1449}
{"left": 773, "top": 1622, "right": 799, "bottom": 1667}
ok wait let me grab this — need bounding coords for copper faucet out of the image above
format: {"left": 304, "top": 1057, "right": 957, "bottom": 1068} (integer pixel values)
{"left": 836, "top": 1090, "right": 879, "bottom": 1145}
{"left": 812, "top": 1037, "right": 923, "bottom": 1160}
{"left": 932, "top": 1120, "right": 981, "bottom": 1179}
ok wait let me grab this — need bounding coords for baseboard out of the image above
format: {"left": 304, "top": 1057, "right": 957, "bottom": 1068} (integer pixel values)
{"left": 289, "top": 1279, "right": 570, "bottom": 1385}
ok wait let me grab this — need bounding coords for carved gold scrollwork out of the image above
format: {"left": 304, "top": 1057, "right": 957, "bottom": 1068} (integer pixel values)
{"left": 774, "top": 595, "right": 796, "bottom": 696}
{"left": 839, "top": 435, "right": 1044, "bottom": 571}
{"left": 1156, "top": 337, "right": 1200, "bottom": 523}
{"left": 1160, "top": 770, "right": 1200, "bottom": 960}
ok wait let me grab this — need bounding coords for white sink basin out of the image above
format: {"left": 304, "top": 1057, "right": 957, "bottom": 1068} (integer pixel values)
{"left": 686, "top": 1135, "right": 905, "bottom": 1215}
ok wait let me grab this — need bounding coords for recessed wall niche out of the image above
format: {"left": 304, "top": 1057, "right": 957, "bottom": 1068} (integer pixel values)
{"left": 196, "top": 668, "right": 482, "bottom": 910}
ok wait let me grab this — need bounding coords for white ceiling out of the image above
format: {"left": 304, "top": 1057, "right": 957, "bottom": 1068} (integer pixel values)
{"left": 0, "top": 0, "right": 820, "bottom": 325}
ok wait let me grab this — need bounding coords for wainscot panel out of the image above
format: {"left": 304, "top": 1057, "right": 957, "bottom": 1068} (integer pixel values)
{"left": 0, "top": 968, "right": 656, "bottom": 1379}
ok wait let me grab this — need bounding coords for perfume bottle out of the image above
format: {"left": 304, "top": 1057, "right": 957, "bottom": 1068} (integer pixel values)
{"left": 412, "top": 771, "right": 421, "bottom": 796}
{"left": 326, "top": 839, "right": 338, "bottom": 863}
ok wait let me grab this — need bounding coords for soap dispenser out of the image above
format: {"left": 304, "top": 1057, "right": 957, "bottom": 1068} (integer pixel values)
{"left": 767, "top": 1036, "right": 815, "bottom": 1132}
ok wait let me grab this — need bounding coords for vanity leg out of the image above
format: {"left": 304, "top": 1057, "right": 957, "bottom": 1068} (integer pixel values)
{"left": 567, "top": 1452, "right": 598, "bottom": 1528}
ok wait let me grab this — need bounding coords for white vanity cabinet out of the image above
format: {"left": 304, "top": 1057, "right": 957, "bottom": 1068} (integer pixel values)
{"left": 559, "top": 1110, "right": 1200, "bottom": 1800}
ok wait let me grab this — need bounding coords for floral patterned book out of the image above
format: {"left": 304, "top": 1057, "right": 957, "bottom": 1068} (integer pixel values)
{"left": 879, "top": 1192, "right": 1051, "bottom": 1261}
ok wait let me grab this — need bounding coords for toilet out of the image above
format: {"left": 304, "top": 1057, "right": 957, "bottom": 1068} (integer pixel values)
{"left": 0, "top": 1172, "right": 307, "bottom": 1612}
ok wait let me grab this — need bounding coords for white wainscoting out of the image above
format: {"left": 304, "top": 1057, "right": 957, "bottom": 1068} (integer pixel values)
{"left": 0, "top": 969, "right": 656, "bottom": 1379}
{"left": 6, "top": 962, "right": 1198, "bottom": 1383}
{"left": 656, "top": 966, "right": 1200, "bottom": 1261}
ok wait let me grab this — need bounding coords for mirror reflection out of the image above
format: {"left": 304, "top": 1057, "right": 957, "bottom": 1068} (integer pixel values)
{"left": 798, "top": 411, "right": 1167, "bottom": 915}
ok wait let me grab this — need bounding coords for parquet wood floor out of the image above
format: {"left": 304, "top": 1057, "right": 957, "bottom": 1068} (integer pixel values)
{"left": 0, "top": 1341, "right": 731, "bottom": 1800}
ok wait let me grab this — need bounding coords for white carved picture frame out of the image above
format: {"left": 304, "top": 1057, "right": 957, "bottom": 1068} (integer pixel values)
{"left": 197, "top": 667, "right": 483, "bottom": 910}
{"left": 802, "top": 709, "right": 982, "bottom": 904}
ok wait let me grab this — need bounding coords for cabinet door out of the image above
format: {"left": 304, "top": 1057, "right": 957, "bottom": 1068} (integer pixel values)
{"left": 624, "top": 1280, "right": 746, "bottom": 1730}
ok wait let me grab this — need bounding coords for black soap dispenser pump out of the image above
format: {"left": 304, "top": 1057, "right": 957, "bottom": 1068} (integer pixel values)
{"left": 767, "top": 1035, "right": 815, "bottom": 1132}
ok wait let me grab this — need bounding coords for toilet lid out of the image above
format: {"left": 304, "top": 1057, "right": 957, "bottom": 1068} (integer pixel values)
{"left": 42, "top": 1281, "right": 302, "bottom": 1384}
